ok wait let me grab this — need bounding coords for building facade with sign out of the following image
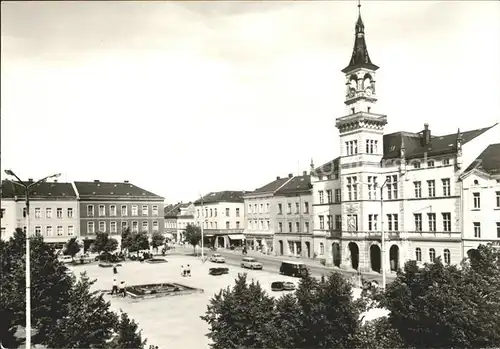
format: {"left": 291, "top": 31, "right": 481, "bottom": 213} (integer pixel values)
{"left": 193, "top": 191, "right": 245, "bottom": 248}
{"left": 74, "top": 180, "right": 164, "bottom": 251}
{"left": 310, "top": 7, "right": 500, "bottom": 273}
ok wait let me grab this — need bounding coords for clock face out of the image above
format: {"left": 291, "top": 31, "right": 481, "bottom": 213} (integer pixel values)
{"left": 365, "top": 88, "right": 373, "bottom": 96}
{"left": 349, "top": 88, "right": 356, "bottom": 98}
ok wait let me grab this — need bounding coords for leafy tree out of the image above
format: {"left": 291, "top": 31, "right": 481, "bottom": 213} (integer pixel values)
{"left": 91, "top": 232, "right": 119, "bottom": 259}
{"left": 64, "top": 237, "right": 81, "bottom": 260}
{"left": 128, "top": 231, "right": 150, "bottom": 256}
{"left": 108, "top": 311, "right": 147, "bottom": 349}
{"left": 201, "top": 273, "right": 275, "bottom": 349}
{"left": 185, "top": 223, "right": 201, "bottom": 254}
{"left": 151, "top": 231, "right": 165, "bottom": 252}
{"left": 121, "top": 226, "right": 132, "bottom": 252}
{"left": 379, "top": 244, "right": 500, "bottom": 349}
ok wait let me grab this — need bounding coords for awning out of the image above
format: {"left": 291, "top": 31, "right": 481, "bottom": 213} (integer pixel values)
{"left": 228, "top": 234, "right": 245, "bottom": 240}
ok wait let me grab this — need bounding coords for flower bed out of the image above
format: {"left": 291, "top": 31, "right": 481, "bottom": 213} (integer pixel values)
{"left": 145, "top": 258, "right": 168, "bottom": 264}
{"left": 127, "top": 283, "right": 203, "bottom": 299}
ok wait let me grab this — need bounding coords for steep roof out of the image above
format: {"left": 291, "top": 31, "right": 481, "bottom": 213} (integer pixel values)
{"left": 164, "top": 203, "right": 182, "bottom": 217}
{"left": 193, "top": 191, "right": 245, "bottom": 205}
{"left": 275, "top": 174, "right": 312, "bottom": 195}
{"left": 465, "top": 143, "right": 500, "bottom": 175}
{"left": 383, "top": 124, "right": 496, "bottom": 160}
{"left": 251, "top": 176, "right": 292, "bottom": 194}
{"left": 313, "top": 157, "right": 340, "bottom": 176}
{"left": 1, "top": 180, "right": 77, "bottom": 200}
{"left": 74, "top": 181, "right": 163, "bottom": 200}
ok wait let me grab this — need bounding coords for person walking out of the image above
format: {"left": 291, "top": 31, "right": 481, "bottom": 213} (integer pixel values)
{"left": 111, "top": 278, "right": 118, "bottom": 295}
{"left": 186, "top": 264, "right": 191, "bottom": 277}
{"left": 119, "top": 281, "right": 126, "bottom": 297}
{"left": 113, "top": 264, "right": 118, "bottom": 274}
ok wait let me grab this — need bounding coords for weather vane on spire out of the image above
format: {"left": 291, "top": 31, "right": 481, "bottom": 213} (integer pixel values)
{"left": 358, "top": 0, "right": 361, "bottom": 15}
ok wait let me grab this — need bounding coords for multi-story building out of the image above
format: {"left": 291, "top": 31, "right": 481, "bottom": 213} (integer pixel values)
{"left": 273, "top": 172, "right": 314, "bottom": 258}
{"left": 461, "top": 144, "right": 500, "bottom": 255}
{"left": 311, "top": 7, "right": 500, "bottom": 274}
{"left": 74, "top": 180, "right": 164, "bottom": 251}
{"left": 164, "top": 202, "right": 195, "bottom": 242}
{"left": 193, "top": 191, "right": 245, "bottom": 248}
{"left": 1, "top": 179, "right": 79, "bottom": 246}
{"left": 243, "top": 175, "right": 293, "bottom": 253}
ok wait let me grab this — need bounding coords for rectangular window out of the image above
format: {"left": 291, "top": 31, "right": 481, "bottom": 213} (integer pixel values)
{"left": 368, "top": 214, "right": 378, "bottom": 231}
{"left": 319, "top": 191, "right": 324, "bottom": 204}
{"left": 153, "top": 221, "right": 159, "bottom": 231}
{"left": 367, "top": 176, "right": 377, "bottom": 200}
{"left": 496, "top": 192, "right": 500, "bottom": 208}
{"left": 236, "top": 221, "right": 240, "bottom": 229}
{"left": 287, "top": 203, "right": 292, "bottom": 214}
{"left": 278, "top": 204, "right": 283, "bottom": 214}
{"left": 98, "top": 205, "right": 105, "bottom": 216}
{"left": 288, "top": 222, "right": 292, "bottom": 233}
{"left": 121, "top": 221, "right": 127, "bottom": 231}
{"left": 132, "top": 221, "right": 138, "bottom": 233}
{"left": 386, "top": 175, "right": 398, "bottom": 199}
{"left": 295, "top": 202, "right": 300, "bottom": 214}
{"left": 142, "top": 221, "right": 148, "bottom": 232}
{"left": 414, "top": 181, "right": 422, "bottom": 198}
{"left": 226, "top": 221, "right": 230, "bottom": 229}
{"left": 151, "top": 205, "right": 158, "bottom": 216}
{"left": 266, "top": 203, "right": 270, "bottom": 213}
{"left": 87, "top": 205, "right": 94, "bottom": 217}
{"left": 266, "top": 220, "right": 270, "bottom": 229}
{"left": 46, "top": 208, "right": 52, "bottom": 218}
{"left": 304, "top": 202, "right": 309, "bottom": 214}
{"left": 474, "top": 222, "right": 481, "bottom": 238}
{"left": 414, "top": 213, "right": 422, "bottom": 231}
{"left": 110, "top": 221, "right": 117, "bottom": 233}
{"left": 210, "top": 209, "right": 213, "bottom": 217}
{"left": 295, "top": 221, "right": 300, "bottom": 232}
{"left": 335, "top": 215, "right": 341, "bottom": 230}
{"left": 319, "top": 215, "right": 325, "bottom": 230}
{"left": 35, "top": 226, "right": 42, "bottom": 234}
{"left": 428, "top": 160, "right": 435, "bottom": 167}
{"left": 327, "top": 190, "right": 333, "bottom": 203}
{"left": 473, "top": 193, "right": 481, "bottom": 209}
{"left": 248, "top": 204, "right": 252, "bottom": 214}
{"left": 67, "top": 208, "right": 73, "bottom": 218}
{"left": 427, "top": 180, "right": 436, "bottom": 197}
{"left": 413, "top": 161, "right": 421, "bottom": 169}
{"left": 131, "top": 205, "right": 138, "bottom": 216}
{"left": 415, "top": 248, "right": 422, "bottom": 262}
{"left": 442, "top": 178, "right": 451, "bottom": 196}
{"left": 214, "top": 208, "right": 217, "bottom": 217}
{"left": 110, "top": 205, "right": 116, "bottom": 216}
{"left": 278, "top": 222, "right": 283, "bottom": 233}
{"left": 327, "top": 215, "right": 333, "bottom": 230}
{"left": 335, "top": 189, "right": 341, "bottom": 203}
{"left": 56, "top": 208, "right": 63, "bottom": 218}
{"left": 259, "top": 220, "right": 263, "bottom": 230}
{"left": 99, "top": 221, "right": 106, "bottom": 232}
{"left": 428, "top": 213, "right": 436, "bottom": 232}
{"left": 46, "top": 226, "right": 53, "bottom": 236}
{"left": 142, "top": 205, "right": 148, "bottom": 216}
{"left": 57, "top": 226, "right": 63, "bottom": 236}
{"left": 347, "top": 214, "right": 358, "bottom": 231}
{"left": 88, "top": 222, "right": 95, "bottom": 234}
{"left": 496, "top": 222, "right": 500, "bottom": 238}
{"left": 121, "top": 205, "right": 128, "bottom": 216}
{"left": 442, "top": 213, "right": 451, "bottom": 232}
{"left": 346, "top": 176, "right": 358, "bottom": 201}
{"left": 254, "top": 204, "right": 257, "bottom": 213}
{"left": 260, "top": 204, "right": 263, "bottom": 213}
{"left": 305, "top": 222, "right": 310, "bottom": 233}
{"left": 68, "top": 226, "right": 74, "bottom": 236}
{"left": 443, "top": 158, "right": 450, "bottom": 165}
{"left": 236, "top": 208, "right": 240, "bottom": 217}
{"left": 35, "top": 208, "right": 41, "bottom": 218}
{"left": 226, "top": 208, "right": 230, "bottom": 217}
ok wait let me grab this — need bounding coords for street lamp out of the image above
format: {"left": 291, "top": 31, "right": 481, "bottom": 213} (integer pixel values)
{"left": 4, "top": 169, "right": 61, "bottom": 349}
{"left": 199, "top": 193, "right": 204, "bottom": 262}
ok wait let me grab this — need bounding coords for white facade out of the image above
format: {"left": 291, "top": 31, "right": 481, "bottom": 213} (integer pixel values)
{"left": 244, "top": 192, "right": 274, "bottom": 252}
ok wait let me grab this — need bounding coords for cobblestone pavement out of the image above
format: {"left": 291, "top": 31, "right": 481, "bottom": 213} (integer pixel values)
{"left": 68, "top": 254, "right": 388, "bottom": 349}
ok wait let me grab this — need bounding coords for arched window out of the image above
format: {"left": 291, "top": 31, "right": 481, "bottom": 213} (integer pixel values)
{"left": 415, "top": 247, "right": 422, "bottom": 262}
{"left": 319, "top": 242, "right": 325, "bottom": 255}
{"left": 429, "top": 248, "right": 436, "bottom": 262}
{"left": 444, "top": 249, "right": 451, "bottom": 265}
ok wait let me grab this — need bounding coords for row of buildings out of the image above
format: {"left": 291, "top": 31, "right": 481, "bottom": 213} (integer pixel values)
{"left": 164, "top": 7, "right": 500, "bottom": 274}
{"left": 0, "top": 180, "right": 165, "bottom": 251}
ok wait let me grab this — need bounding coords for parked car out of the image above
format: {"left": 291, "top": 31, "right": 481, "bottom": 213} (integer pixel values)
{"left": 209, "top": 253, "right": 226, "bottom": 263}
{"left": 240, "top": 257, "right": 263, "bottom": 270}
{"left": 271, "top": 281, "right": 296, "bottom": 292}
{"left": 57, "top": 255, "right": 73, "bottom": 264}
{"left": 209, "top": 267, "right": 229, "bottom": 276}
{"left": 279, "top": 261, "right": 308, "bottom": 277}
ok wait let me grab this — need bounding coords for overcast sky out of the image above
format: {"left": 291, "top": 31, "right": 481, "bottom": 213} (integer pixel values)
{"left": 1, "top": 1, "right": 499, "bottom": 203}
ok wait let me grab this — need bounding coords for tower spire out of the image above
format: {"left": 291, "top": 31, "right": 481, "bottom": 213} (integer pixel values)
{"left": 341, "top": 1, "right": 378, "bottom": 73}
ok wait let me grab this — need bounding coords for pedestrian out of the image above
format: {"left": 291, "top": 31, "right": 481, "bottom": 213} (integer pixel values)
{"left": 119, "top": 281, "right": 126, "bottom": 297}
{"left": 113, "top": 264, "right": 118, "bottom": 274}
{"left": 186, "top": 264, "right": 191, "bottom": 277}
{"left": 111, "top": 278, "right": 118, "bottom": 295}
{"left": 181, "top": 265, "right": 185, "bottom": 277}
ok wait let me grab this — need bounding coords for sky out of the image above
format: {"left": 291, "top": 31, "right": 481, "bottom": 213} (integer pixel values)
{"left": 1, "top": 1, "right": 500, "bottom": 204}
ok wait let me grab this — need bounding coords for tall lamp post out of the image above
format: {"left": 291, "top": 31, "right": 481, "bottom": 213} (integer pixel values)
{"left": 199, "top": 193, "right": 204, "bottom": 262}
{"left": 4, "top": 169, "right": 61, "bottom": 349}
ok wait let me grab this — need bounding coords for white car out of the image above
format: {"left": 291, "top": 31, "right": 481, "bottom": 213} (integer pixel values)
{"left": 210, "top": 253, "right": 226, "bottom": 263}
{"left": 57, "top": 255, "right": 73, "bottom": 264}
{"left": 241, "top": 257, "right": 263, "bottom": 270}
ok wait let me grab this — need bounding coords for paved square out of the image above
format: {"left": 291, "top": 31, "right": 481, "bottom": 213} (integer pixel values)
{"left": 68, "top": 255, "right": 385, "bottom": 349}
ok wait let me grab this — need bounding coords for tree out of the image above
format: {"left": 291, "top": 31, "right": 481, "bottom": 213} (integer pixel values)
{"left": 185, "top": 223, "right": 201, "bottom": 254}
{"left": 64, "top": 237, "right": 81, "bottom": 261}
{"left": 128, "top": 231, "right": 150, "bottom": 256}
{"left": 151, "top": 231, "right": 165, "bottom": 252}
{"left": 91, "top": 232, "right": 119, "bottom": 259}
{"left": 121, "top": 226, "right": 132, "bottom": 252}
{"left": 108, "top": 311, "right": 147, "bottom": 349}
{"left": 201, "top": 273, "right": 276, "bottom": 349}
{"left": 379, "top": 244, "right": 500, "bottom": 349}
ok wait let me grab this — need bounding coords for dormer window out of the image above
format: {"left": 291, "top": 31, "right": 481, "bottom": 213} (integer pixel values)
{"left": 443, "top": 158, "right": 450, "bottom": 165}
{"left": 413, "top": 161, "right": 421, "bottom": 169}
{"left": 427, "top": 160, "right": 435, "bottom": 168}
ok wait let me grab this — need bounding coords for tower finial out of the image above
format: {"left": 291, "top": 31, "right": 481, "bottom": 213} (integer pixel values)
{"left": 358, "top": 0, "right": 361, "bottom": 15}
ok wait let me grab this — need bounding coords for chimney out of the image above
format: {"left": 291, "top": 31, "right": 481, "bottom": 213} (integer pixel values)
{"left": 94, "top": 180, "right": 99, "bottom": 183}
{"left": 422, "top": 123, "right": 431, "bottom": 145}
{"left": 124, "top": 180, "right": 129, "bottom": 183}
{"left": 276, "top": 176, "right": 280, "bottom": 180}
{"left": 28, "top": 178, "right": 33, "bottom": 182}
{"left": 288, "top": 173, "right": 293, "bottom": 178}
{"left": 54, "top": 180, "right": 58, "bottom": 183}
{"left": 303, "top": 171, "right": 307, "bottom": 175}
